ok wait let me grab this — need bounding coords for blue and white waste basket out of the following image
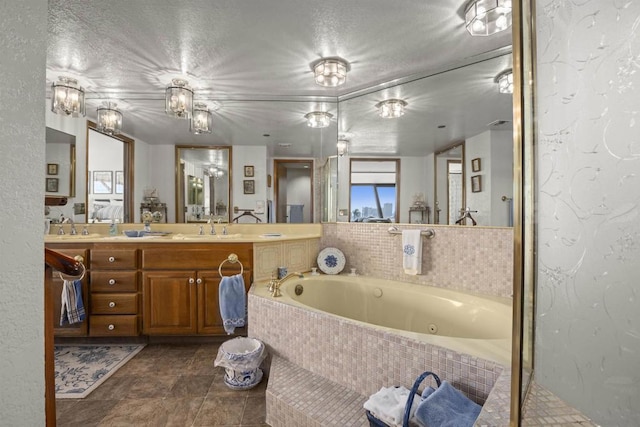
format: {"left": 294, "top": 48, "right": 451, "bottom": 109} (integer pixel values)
{"left": 214, "top": 337, "right": 266, "bottom": 390}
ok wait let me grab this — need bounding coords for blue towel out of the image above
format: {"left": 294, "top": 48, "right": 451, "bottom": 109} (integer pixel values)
{"left": 414, "top": 380, "right": 481, "bottom": 427}
{"left": 219, "top": 274, "right": 246, "bottom": 334}
{"left": 60, "top": 279, "right": 86, "bottom": 325}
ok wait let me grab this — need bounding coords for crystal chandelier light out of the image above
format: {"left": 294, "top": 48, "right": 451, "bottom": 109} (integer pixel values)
{"left": 375, "top": 99, "right": 407, "bottom": 118}
{"left": 190, "top": 102, "right": 213, "bottom": 134}
{"left": 96, "top": 101, "right": 123, "bottom": 135}
{"left": 464, "top": 0, "right": 512, "bottom": 36}
{"left": 312, "top": 57, "right": 350, "bottom": 87}
{"left": 51, "top": 76, "right": 85, "bottom": 117}
{"left": 495, "top": 69, "right": 514, "bottom": 94}
{"left": 304, "top": 111, "right": 333, "bottom": 128}
{"left": 165, "top": 78, "right": 193, "bottom": 119}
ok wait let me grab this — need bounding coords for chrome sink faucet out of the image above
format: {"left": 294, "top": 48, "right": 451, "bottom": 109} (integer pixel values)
{"left": 207, "top": 218, "right": 217, "bottom": 235}
{"left": 270, "top": 272, "right": 304, "bottom": 297}
{"left": 69, "top": 219, "right": 78, "bottom": 235}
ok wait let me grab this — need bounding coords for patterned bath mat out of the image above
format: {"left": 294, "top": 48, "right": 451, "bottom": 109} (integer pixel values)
{"left": 55, "top": 344, "right": 145, "bottom": 398}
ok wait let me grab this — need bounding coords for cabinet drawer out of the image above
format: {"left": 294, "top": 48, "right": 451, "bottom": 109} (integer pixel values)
{"left": 91, "top": 271, "right": 138, "bottom": 292}
{"left": 91, "top": 293, "right": 138, "bottom": 314}
{"left": 90, "top": 249, "right": 137, "bottom": 270}
{"left": 89, "top": 315, "right": 138, "bottom": 336}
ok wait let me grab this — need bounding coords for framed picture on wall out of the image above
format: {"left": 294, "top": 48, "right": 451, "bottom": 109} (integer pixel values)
{"left": 243, "top": 179, "right": 255, "bottom": 194}
{"left": 115, "top": 171, "right": 124, "bottom": 194}
{"left": 47, "top": 163, "right": 59, "bottom": 175}
{"left": 46, "top": 178, "right": 59, "bottom": 192}
{"left": 244, "top": 165, "right": 255, "bottom": 177}
{"left": 471, "top": 158, "right": 481, "bottom": 172}
{"left": 93, "top": 171, "right": 113, "bottom": 194}
{"left": 471, "top": 175, "right": 482, "bottom": 193}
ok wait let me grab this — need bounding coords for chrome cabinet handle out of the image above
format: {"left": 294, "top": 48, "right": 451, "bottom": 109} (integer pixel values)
{"left": 108, "top": 324, "right": 115, "bottom": 330}
{"left": 108, "top": 256, "right": 115, "bottom": 263}
{"left": 109, "top": 301, "right": 116, "bottom": 308}
{"left": 108, "top": 278, "right": 116, "bottom": 285}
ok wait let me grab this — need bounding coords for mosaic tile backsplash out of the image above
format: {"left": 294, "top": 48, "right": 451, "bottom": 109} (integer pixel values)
{"left": 320, "top": 223, "right": 513, "bottom": 298}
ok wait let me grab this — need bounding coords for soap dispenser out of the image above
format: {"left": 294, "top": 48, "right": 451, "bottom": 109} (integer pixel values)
{"left": 109, "top": 219, "right": 118, "bottom": 236}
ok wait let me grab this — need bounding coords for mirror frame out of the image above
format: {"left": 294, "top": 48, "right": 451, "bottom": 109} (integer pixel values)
{"left": 85, "top": 121, "right": 135, "bottom": 223}
{"left": 175, "top": 145, "right": 232, "bottom": 224}
{"left": 45, "top": 127, "right": 76, "bottom": 198}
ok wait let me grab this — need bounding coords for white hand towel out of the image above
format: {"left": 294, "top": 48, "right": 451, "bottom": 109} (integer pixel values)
{"left": 402, "top": 229, "right": 422, "bottom": 275}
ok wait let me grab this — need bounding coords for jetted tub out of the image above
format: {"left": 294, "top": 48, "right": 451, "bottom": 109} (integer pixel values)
{"left": 272, "top": 274, "right": 512, "bottom": 365}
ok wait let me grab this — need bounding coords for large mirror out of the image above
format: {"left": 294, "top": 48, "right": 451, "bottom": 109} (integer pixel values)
{"left": 176, "top": 146, "right": 231, "bottom": 223}
{"left": 336, "top": 51, "right": 514, "bottom": 226}
{"left": 45, "top": 127, "right": 76, "bottom": 198}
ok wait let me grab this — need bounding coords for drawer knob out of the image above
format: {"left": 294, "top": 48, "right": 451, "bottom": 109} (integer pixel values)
{"left": 108, "top": 324, "right": 115, "bottom": 330}
{"left": 109, "top": 301, "right": 116, "bottom": 308}
{"left": 188, "top": 278, "right": 195, "bottom": 284}
{"left": 108, "top": 279, "right": 116, "bottom": 285}
{"left": 196, "top": 278, "right": 202, "bottom": 284}
{"left": 108, "top": 256, "right": 116, "bottom": 263}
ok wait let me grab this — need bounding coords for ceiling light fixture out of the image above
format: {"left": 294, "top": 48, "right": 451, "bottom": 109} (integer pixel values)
{"left": 304, "top": 111, "right": 333, "bottom": 128}
{"left": 375, "top": 99, "right": 407, "bottom": 118}
{"left": 96, "top": 101, "right": 123, "bottom": 135}
{"left": 165, "top": 78, "right": 193, "bottom": 119}
{"left": 464, "top": 0, "right": 512, "bottom": 36}
{"left": 495, "top": 69, "right": 513, "bottom": 94}
{"left": 51, "top": 76, "right": 85, "bottom": 117}
{"left": 337, "top": 139, "right": 349, "bottom": 157}
{"left": 190, "top": 102, "right": 213, "bottom": 134}
{"left": 312, "top": 57, "right": 350, "bottom": 87}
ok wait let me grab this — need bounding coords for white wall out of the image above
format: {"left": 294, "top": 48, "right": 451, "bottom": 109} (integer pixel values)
{"left": 536, "top": 1, "right": 640, "bottom": 425}
{"left": 0, "top": 1, "right": 46, "bottom": 424}
{"left": 399, "top": 156, "right": 429, "bottom": 223}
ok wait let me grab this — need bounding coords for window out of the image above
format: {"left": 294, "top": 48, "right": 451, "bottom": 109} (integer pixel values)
{"left": 349, "top": 159, "right": 399, "bottom": 222}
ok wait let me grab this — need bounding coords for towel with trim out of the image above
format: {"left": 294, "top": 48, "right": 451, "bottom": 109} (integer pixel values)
{"left": 219, "top": 273, "right": 246, "bottom": 334}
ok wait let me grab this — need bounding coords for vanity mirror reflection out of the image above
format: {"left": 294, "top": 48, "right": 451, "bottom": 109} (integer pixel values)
{"left": 45, "top": 127, "right": 76, "bottom": 199}
{"left": 335, "top": 51, "right": 514, "bottom": 226}
{"left": 176, "top": 146, "right": 231, "bottom": 223}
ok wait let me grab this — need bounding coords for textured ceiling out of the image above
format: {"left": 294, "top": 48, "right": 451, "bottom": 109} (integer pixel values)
{"left": 47, "top": 0, "right": 512, "bottom": 156}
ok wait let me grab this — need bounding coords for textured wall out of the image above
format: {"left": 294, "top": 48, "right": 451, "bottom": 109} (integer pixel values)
{"left": 536, "top": 1, "right": 640, "bottom": 425}
{"left": 0, "top": 1, "right": 47, "bottom": 425}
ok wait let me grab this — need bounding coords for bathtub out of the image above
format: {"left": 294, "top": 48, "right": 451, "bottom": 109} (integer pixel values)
{"left": 249, "top": 274, "right": 511, "bottom": 406}
{"left": 273, "top": 275, "right": 511, "bottom": 364}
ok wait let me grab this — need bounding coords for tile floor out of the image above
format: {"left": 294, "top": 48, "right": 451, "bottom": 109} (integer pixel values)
{"left": 55, "top": 343, "right": 268, "bottom": 427}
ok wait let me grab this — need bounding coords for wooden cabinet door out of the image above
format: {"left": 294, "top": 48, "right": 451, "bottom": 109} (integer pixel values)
{"left": 142, "top": 271, "right": 197, "bottom": 335}
{"left": 198, "top": 270, "right": 252, "bottom": 335}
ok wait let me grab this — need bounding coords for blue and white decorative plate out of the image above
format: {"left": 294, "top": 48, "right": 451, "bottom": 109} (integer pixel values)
{"left": 317, "top": 247, "right": 346, "bottom": 275}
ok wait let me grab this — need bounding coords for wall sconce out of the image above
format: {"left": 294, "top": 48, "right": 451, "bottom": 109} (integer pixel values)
{"left": 495, "top": 69, "right": 513, "bottom": 94}
{"left": 375, "top": 99, "right": 407, "bottom": 118}
{"left": 190, "top": 102, "right": 213, "bottom": 134}
{"left": 96, "top": 101, "right": 123, "bottom": 135}
{"left": 304, "top": 111, "right": 333, "bottom": 128}
{"left": 311, "top": 57, "right": 350, "bottom": 87}
{"left": 337, "top": 139, "right": 349, "bottom": 156}
{"left": 51, "top": 76, "right": 85, "bottom": 117}
{"left": 464, "top": 0, "right": 512, "bottom": 36}
{"left": 165, "top": 78, "right": 193, "bottom": 119}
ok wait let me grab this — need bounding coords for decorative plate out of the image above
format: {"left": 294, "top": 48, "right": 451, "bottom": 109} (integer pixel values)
{"left": 317, "top": 247, "right": 346, "bottom": 275}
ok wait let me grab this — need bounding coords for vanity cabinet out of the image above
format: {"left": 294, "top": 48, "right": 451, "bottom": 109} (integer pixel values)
{"left": 88, "top": 248, "right": 140, "bottom": 337}
{"left": 141, "top": 244, "right": 252, "bottom": 336}
{"left": 50, "top": 247, "right": 89, "bottom": 337}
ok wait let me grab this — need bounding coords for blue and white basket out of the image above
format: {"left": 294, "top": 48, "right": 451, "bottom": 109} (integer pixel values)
{"left": 214, "top": 337, "right": 266, "bottom": 390}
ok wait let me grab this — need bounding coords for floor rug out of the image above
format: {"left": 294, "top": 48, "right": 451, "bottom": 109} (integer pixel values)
{"left": 55, "top": 344, "right": 145, "bottom": 399}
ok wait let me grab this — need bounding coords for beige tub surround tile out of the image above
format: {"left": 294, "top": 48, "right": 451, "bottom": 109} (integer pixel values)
{"left": 254, "top": 238, "right": 320, "bottom": 281}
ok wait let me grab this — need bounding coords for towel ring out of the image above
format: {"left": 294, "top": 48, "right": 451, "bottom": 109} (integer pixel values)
{"left": 58, "top": 255, "right": 86, "bottom": 281}
{"left": 218, "top": 253, "right": 244, "bottom": 278}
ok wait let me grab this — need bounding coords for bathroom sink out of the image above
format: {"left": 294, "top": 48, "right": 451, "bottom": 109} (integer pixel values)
{"left": 171, "top": 233, "right": 243, "bottom": 240}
